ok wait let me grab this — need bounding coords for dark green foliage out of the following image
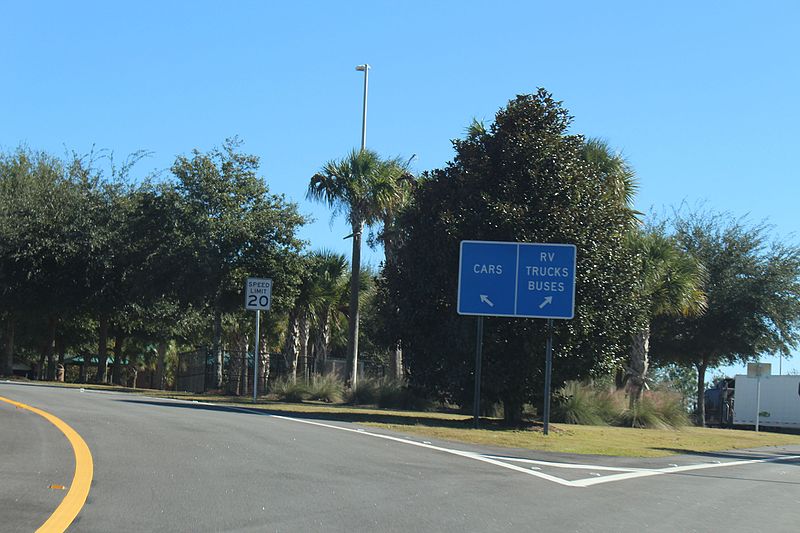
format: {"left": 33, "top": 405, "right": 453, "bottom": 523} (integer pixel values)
{"left": 345, "top": 376, "right": 381, "bottom": 405}
{"left": 1, "top": 140, "right": 308, "bottom": 384}
{"left": 375, "top": 378, "right": 433, "bottom": 411}
{"left": 650, "top": 210, "right": 800, "bottom": 424}
{"left": 382, "top": 90, "right": 641, "bottom": 422}
{"left": 172, "top": 138, "right": 306, "bottom": 316}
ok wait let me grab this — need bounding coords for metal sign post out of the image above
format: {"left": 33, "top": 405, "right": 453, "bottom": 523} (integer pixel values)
{"left": 473, "top": 317, "right": 484, "bottom": 429}
{"left": 457, "top": 241, "right": 576, "bottom": 434}
{"left": 245, "top": 278, "right": 272, "bottom": 401}
{"left": 756, "top": 375, "right": 761, "bottom": 432}
{"left": 747, "top": 362, "right": 771, "bottom": 432}
{"left": 543, "top": 319, "right": 554, "bottom": 435}
{"left": 253, "top": 309, "right": 260, "bottom": 402}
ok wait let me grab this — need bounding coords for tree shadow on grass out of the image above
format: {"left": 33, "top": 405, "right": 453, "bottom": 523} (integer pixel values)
{"left": 115, "top": 398, "right": 544, "bottom": 432}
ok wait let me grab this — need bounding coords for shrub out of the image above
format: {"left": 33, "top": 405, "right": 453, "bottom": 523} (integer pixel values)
{"left": 307, "top": 374, "right": 344, "bottom": 403}
{"left": 552, "top": 382, "right": 689, "bottom": 429}
{"left": 617, "top": 390, "right": 690, "bottom": 429}
{"left": 344, "top": 377, "right": 432, "bottom": 410}
{"left": 376, "top": 378, "right": 433, "bottom": 411}
{"left": 553, "top": 382, "right": 613, "bottom": 425}
{"left": 271, "top": 376, "right": 309, "bottom": 403}
{"left": 345, "top": 377, "right": 380, "bottom": 405}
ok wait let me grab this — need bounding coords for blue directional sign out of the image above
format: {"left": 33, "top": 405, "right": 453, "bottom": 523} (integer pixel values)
{"left": 457, "top": 240, "right": 576, "bottom": 319}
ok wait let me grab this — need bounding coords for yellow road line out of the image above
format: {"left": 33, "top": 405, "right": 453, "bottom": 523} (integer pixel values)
{"left": 0, "top": 396, "right": 94, "bottom": 533}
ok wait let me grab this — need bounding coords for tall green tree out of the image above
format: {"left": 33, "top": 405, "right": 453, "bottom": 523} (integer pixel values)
{"left": 173, "top": 138, "right": 305, "bottom": 389}
{"left": 651, "top": 211, "right": 800, "bottom": 425}
{"left": 0, "top": 148, "right": 92, "bottom": 378}
{"left": 384, "top": 90, "right": 641, "bottom": 422}
{"left": 307, "top": 149, "right": 407, "bottom": 388}
{"left": 67, "top": 150, "right": 149, "bottom": 384}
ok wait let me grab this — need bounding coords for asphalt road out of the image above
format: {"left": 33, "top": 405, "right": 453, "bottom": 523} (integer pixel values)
{"left": 2, "top": 381, "right": 799, "bottom": 533}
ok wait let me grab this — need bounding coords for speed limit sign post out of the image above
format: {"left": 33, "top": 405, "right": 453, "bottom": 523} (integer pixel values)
{"left": 245, "top": 278, "right": 272, "bottom": 401}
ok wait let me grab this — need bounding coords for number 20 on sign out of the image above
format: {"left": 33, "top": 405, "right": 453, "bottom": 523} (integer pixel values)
{"left": 245, "top": 278, "right": 272, "bottom": 311}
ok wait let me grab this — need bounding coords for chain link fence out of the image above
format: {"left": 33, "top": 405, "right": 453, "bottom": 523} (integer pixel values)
{"left": 176, "top": 348, "right": 390, "bottom": 395}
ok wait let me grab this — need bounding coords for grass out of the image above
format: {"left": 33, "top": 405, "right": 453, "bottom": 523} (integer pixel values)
{"left": 359, "top": 422, "right": 800, "bottom": 457}
{"left": 5, "top": 377, "right": 800, "bottom": 457}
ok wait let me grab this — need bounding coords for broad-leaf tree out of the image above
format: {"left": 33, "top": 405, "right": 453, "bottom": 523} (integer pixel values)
{"left": 172, "top": 138, "right": 305, "bottom": 389}
{"left": 383, "top": 90, "right": 641, "bottom": 422}
{"left": 651, "top": 210, "right": 800, "bottom": 425}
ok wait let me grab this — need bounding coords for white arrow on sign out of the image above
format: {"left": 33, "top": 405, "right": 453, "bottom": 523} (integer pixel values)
{"left": 479, "top": 294, "right": 495, "bottom": 307}
{"left": 539, "top": 296, "right": 553, "bottom": 309}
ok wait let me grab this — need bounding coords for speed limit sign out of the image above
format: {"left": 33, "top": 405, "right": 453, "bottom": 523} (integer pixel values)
{"left": 245, "top": 278, "right": 272, "bottom": 311}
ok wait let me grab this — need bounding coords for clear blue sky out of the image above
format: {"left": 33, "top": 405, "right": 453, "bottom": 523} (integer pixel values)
{"left": 3, "top": 1, "right": 798, "bottom": 375}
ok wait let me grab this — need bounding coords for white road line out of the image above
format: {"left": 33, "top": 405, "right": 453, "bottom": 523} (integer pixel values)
{"left": 480, "top": 455, "right": 648, "bottom": 472}
{"left": 572, "top": 454, "right": 800, "bottom": 487}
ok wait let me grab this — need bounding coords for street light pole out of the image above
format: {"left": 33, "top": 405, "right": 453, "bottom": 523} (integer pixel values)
{"left": 355, "top": 64, "right": 370, "bottom": 150}
{"left": 345, "top": 64, "right": 370, "bottom": 392}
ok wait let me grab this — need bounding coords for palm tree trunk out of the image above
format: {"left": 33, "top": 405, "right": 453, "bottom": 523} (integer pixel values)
{"left": 695, "top": 360, "right": 708, "bottom": 426}
{"left": 212, "top": 307, "right": 223, "bottom": 389}
{"left": 285, "top": 311, "right": 301, "bottom": 382}
{"left": 261, "top": 338, "right": 270, "bottom": 392}
{"left": 383, "top": 233, "right": 403, "bottom": 380}
{"left": 627, "top": 324, "right": 650, "bottom": 406}
{"left": 2, "top": 319, "right": 15, "bottom": 376}
{"left": 347, "top": 220, "right": 363, "bottom": 389}
{"left": 298, "top": 314, "right": 309, "bottom": 382}
{"left": 238, "top": 341, "right": 248, "bottom": 396}
{"left": 155, "top": 341, "right": 167, "bottom": 390}
{"left": 44, "top": 316, "right": 57, "bottom": 381}
{"left": 96, "top": 314, "right": 110, "bottom": 383}
{"left": 314, "top": 309, "right": 331, "bottom": 374}
{"left": 112, "top": 334, "right": 126, "bottom": 385}
{"left": 55, "top": 336, "right": 65, "bottom": 382}
{"left": 390, "top": 344, "right": 403, "bottom": 380}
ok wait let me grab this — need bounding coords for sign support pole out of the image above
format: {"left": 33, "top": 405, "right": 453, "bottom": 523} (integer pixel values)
{"left": 543, "top": 318, "right": 554, "bottom": 436}
{"left": 253, "top": 309, "right": 260, "bottom": 402}
{"left": 473, "top": 316, "right": 484, "bottom": 429}
{"left": 755, "top": 374, "right": 761, "bottom": 432}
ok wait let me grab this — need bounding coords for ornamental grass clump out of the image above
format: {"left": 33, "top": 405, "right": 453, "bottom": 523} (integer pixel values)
{"left": 553, "top": 382, "right": 615, "bottom": 425}
{"left": 307, "top": 374, "right": 344, "bottom": 403}
{"left": 376, "top": 378, "right": 433, "bottom": 411}
{"left": 345, "top": 376, "right": 381, "bottom": 405}
{"left": 553, "top": 382, "right": 690, "bottom": 429}
{"left": 271, "top": 376, "right": 309, "bottom": 403}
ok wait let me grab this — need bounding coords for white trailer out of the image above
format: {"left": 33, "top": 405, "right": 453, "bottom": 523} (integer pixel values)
{"left": 732, "top": 374, "right": 800, "bottom": 429}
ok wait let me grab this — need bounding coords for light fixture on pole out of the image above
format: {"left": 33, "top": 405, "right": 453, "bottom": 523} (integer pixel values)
{"left": 355, "top": 64, "right": 370, "bottom": 150}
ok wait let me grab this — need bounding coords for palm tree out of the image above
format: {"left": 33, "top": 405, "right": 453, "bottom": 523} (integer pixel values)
{"left": 374, "top": 156, "right": 416, "bottom": 379}
{"left": 581, "top": 138, "right": 640, "bottom": 226}
{"left": 307, "top": 250, "right": 348, "bottom": 375}
{"left": 626, "top": 231, "right": 707, "bottom": 404}
{"left": 308, "top": 149, "right": 406, "bottom": 389}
